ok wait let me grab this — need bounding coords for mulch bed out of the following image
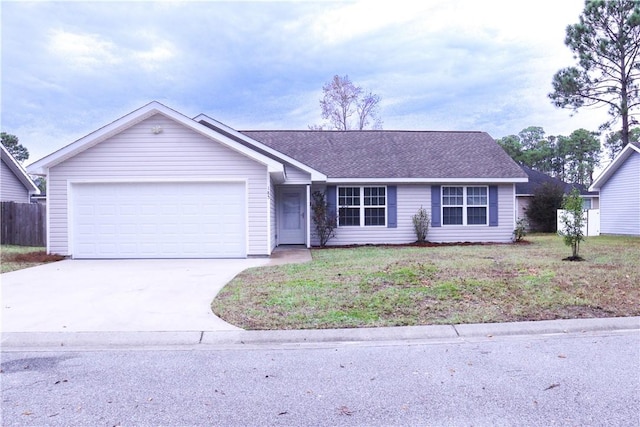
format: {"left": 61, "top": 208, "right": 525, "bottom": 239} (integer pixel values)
{"left": 313, "top": 240, "right": 533, "bottom": 249}
{"left": 6, "top": 251, "right": 66, "bottom": 263}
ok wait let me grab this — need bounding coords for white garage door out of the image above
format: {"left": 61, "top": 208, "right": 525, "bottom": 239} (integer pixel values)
{"left": 72, "top": 181, "right": 246, "bottom": 259}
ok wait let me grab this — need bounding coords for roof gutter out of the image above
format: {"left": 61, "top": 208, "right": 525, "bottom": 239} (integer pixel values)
{"left": 325, "top": 177, "right": 528, "bottom": 184}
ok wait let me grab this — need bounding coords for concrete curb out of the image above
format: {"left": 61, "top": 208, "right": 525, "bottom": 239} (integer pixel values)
{"left": 2, "top": 317, "right": 638, "bottom": 350}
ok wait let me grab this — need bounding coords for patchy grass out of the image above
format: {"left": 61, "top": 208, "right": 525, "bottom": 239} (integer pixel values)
{"left": 1, "top": 245, "right": 65, "bottom": 273}
{"left": 212, "top": 234, "right": 640, "bottom": 330}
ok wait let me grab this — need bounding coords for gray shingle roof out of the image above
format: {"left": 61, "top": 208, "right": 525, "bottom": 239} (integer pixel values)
{"left": 516, "top": 166, "right": 598, "bottom": 196}
{"left": 241, "top": 130, "right": 527, "bottom": 180}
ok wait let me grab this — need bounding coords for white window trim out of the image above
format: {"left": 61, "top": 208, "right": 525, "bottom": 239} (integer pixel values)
{"left": 442, "top": 185, "right": 489, "bottom": 226}
{"left": 338, "top": 185, "right": 387, "bottom": 227}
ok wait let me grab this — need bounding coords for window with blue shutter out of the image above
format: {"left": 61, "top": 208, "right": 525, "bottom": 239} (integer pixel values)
{"left": 326, "top": 186, "right": 337, "bottom": 220}
{"left": 387, "top": 186, "right": 397, "bottom": 228}
{"left": 431, "top": 185, "right": 441, "bottom": 227}
{"left": 335, "top": 186, "right": 389, "bottom": 227}
{"left": 489, "top": 185, "right": 498, "bottom": 226}
{"left": 435, "top": 185, "right": 496, "bottom": 226}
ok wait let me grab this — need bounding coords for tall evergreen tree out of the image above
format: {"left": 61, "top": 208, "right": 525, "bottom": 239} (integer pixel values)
{"left": 549, "top": 0, "right": 640, "bottom": 146}
{"left": 1, "top": 132, "right": 29, "bottom": 162}
{"left": 564, "top": 129, "right": 601, "bottom": 186}
{"left": 604, "top": 127, "right": 640, "bottom": 159}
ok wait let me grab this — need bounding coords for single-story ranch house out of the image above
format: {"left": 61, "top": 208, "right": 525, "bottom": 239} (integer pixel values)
{"left": 27, "top": 101, "right": 528, "bottom": 259}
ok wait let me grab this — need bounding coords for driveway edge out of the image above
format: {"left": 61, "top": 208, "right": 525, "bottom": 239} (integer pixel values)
{"left": 2, "top": 317, "right": 638, "bottom": 350}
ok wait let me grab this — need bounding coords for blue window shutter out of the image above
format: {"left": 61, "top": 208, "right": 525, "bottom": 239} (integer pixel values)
{"left": 489, "top": 186, "right": 498, "bottom": 226}
{"left": 326, "top": 186, "right": 337, "bottom": 218}
{"left": 431, "top": 185, "right": 441, "bottom": 227}
{"left": 387, "top": 186, "right": 397, "bottom": 228}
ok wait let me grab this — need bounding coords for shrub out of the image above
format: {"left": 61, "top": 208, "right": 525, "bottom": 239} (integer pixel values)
{"left": 513, "top": 218, "right": 528, "bottom": 242}
{"left": 525, "top": 183, "right": 565, "bottom": 232}
{"left": 412, "top": 206, "right": 430, "bottom": 243}
{"left": 311, "top": 190, "right": 337, "bottom": 247}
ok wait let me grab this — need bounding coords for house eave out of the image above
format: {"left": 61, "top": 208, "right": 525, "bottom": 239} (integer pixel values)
{"left": 325, "top": 177, "right": 528, "bottom": 184}
{"left": 590, "top": 143, "right": 640, "bottom": 191}
{"left": 1, "top": 144, "right": 40, "bottom": 194}
{"left": 27, "top": 101, "right": 285, "bottom": 177}
{"left": 195, "top": 114, "right": 327, "bottom": 182}
{"left": 26, "top": 107, "right": 160, "bottom": 175}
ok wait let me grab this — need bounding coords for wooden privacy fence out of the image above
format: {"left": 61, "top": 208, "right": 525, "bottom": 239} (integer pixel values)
{"left": 0, "top": 202, "right": 46, "bottom": 246}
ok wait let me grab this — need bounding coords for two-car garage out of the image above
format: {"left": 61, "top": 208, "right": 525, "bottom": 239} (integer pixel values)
{"left": 70, "top": 181, "right": 246, "bottom": 259}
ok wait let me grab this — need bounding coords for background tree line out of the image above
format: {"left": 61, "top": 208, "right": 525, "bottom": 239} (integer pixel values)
{"left": 495, "top": 125, "right": 639, "bottom": 187}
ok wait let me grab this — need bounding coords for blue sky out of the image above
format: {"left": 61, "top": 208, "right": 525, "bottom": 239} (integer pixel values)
{"left": 2, "top": 0, "right": 611, "bottom": 165}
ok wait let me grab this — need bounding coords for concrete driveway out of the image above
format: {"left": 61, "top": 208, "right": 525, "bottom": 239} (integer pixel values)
{"left": 1, "top": 258, "right": 272, "bottom": 333}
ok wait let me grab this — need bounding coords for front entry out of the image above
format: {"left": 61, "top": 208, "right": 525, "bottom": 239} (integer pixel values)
{"left": 278, "top": 187, "right": 306, "bottom": 245}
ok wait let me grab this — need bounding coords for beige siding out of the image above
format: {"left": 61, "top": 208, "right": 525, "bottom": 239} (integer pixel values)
{"left": 284, "top": 165, "right": 311, "bottom": 184}
{"left": 311, "top": 183, "right": 516, "bottom": 246}
{"left": 600, "top": 151, "right": 640, "bottom": 235}
{"left": 48, "top": 113, "right": 270, "bottom": 256}
{"left": 1, "top": 159, "right": 31, "bottom": 202}
{"left": 319, "top": 184, "right": 427, "bottom": 246}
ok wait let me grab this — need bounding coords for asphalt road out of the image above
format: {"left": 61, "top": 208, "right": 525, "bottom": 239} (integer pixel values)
{"left": 2, "top": 330, "right": 639, "bottom": 427}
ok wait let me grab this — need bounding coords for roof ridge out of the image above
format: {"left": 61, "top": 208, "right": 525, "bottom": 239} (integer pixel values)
{"left": 241, "top": 129, "right": 486, "bottom": 134}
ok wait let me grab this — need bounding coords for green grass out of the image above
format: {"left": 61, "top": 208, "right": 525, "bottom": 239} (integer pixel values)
{"left": 1, "top": 245, "right": 63, "bottom": 273}
{"left": 212, "top": 234, "right": 640, "bottom": 330}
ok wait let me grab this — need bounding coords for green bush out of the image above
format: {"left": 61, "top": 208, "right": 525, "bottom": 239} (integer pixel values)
{"left": 513, "top": 218, "right": 528, "bottom": 242}
{"left": 525, "top": 183, "right": 565, "bottom": 232}
{"left": 412, "top": 206, "right": 430, "bottom": 243}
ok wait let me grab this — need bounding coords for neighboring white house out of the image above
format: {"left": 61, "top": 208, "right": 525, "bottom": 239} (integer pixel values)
{"left": 27, "top": 101, "right": 528, "bottom": 259}
{"left": 589, "top": 141, "right": 640, "bottom": 236}
{"left": 1, "top": 144, "right": 40, "bottom": 203}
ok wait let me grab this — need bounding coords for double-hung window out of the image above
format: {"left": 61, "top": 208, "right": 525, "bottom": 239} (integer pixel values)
{"left": 442, "top": 186, "right": 488, "bottom": 225}
{"left": 338, "top": 186, "right": 386, "bottom": 226}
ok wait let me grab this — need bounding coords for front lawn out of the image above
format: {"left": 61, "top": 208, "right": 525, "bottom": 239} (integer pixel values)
{"left": 1, "top": 245, "right": 65, "bottom": 273}
{"left": 212, "top": 234, "right": 640, "bottom": 330}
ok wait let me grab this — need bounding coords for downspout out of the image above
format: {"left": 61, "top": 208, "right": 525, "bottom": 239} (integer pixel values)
{"left": 46, "top": 169, "right": 51, "bottom": 255}
{"left": 306, "top": 184, "right": 311, "bottom": 248}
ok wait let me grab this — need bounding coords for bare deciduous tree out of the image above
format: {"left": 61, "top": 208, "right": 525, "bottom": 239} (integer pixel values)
{"left": 311, "top": 75, "right": 382, "bottom": 130}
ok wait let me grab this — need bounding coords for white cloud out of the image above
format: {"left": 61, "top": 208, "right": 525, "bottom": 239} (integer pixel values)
{"left": 131, "top": 37, "right": 177, "bottom": 72}
{"left": 48, "top": 27, "right": 177, "bottom": 74}
{"left": 311, "top": 1, "right": 432, "bottom": 45}
{"left": 0, "top": 0, "right": 619, "bottom": 162}
{"left": 49, "top": 29, "right": 121, "bottom": 70}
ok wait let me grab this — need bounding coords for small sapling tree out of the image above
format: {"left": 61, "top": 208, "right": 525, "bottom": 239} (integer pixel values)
{"left": 558, "top": 188, "right": 585, "bottom": 260}
{"left": 311, "top": 190, "right": 337, "bottom": 247}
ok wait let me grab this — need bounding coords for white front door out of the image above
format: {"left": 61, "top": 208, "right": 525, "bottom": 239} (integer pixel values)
{"left": 278, "top": 187, "right": 306, "bottom": 244}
